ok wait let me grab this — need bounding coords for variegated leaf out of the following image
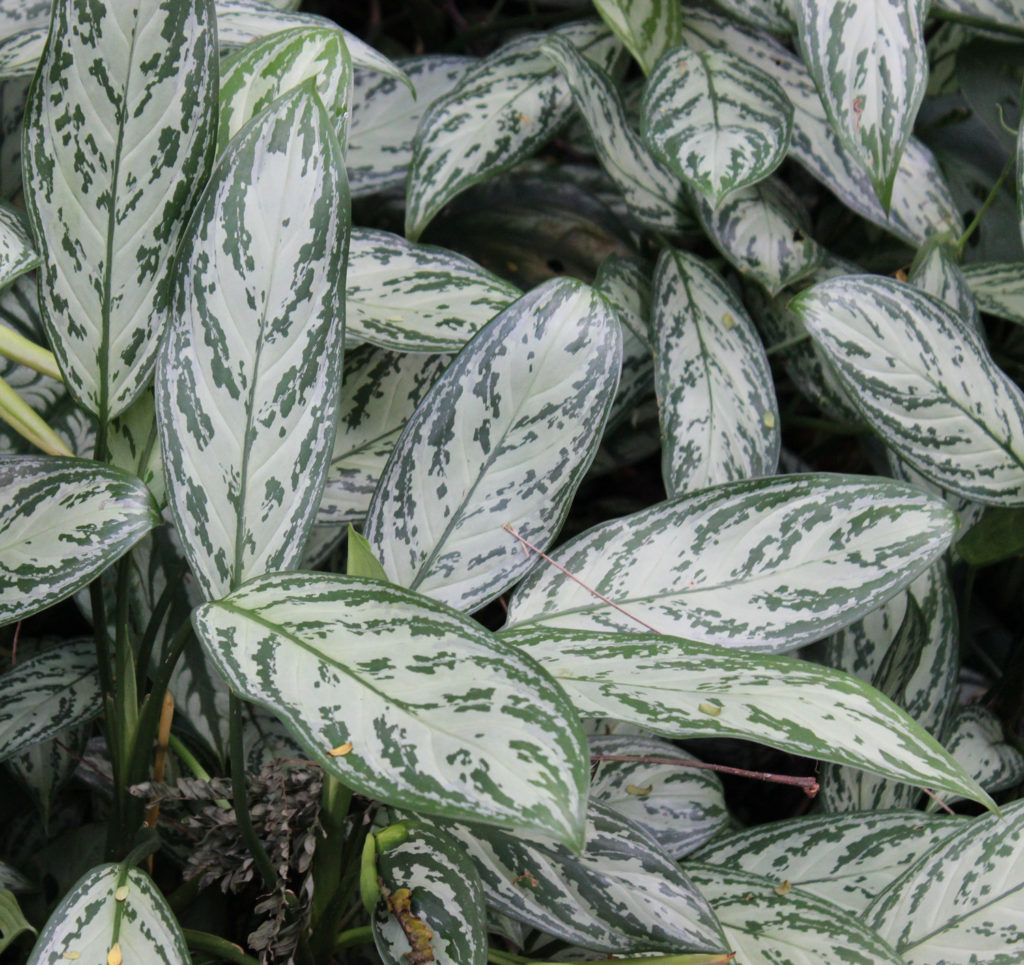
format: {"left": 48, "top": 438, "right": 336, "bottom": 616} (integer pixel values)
{"left": 794, "top": 0, "right": 928, "bottom": 208}
{"left": 886, "top": 442, "right": 986, "bottom": 535}
{"left": 0, "top": 75, "right": 30, "bottom": 201}
{"left": 685, "top": 863, "right": 904, "bottom": 964}
{"left": 965, "top": 261, "right": 1024, "bottom": 325}
{"left": 218, "top": 27, "right": 353, "bottom": 152}
{"left": 0, "top": 26, "right": 44, "bottom": 80}
{"left": 23, "top": 0, "right": 217, "bottom": 423}
{"left": 711, "top": 0, "right": 795, "bottom": 34}
{"left": 364, "top": 277, "right": 621, "bottom": 614}
{"left": 540, "top": 34, "right": 693, "bottom": 235}
{"left": 25, "top": 863, "right": 188, "bottom": 965}
{"left": 5, "top": 725, "right": 85, "bottom": 829}
{"left": 642, "top": 48, "right": 793, "bottom": 206}
{"left": 405, "top": 22, "right": 619, "bottom": 240}
{"left": 500, "top": 625, "right": 990, "bottom": 804}
{"left": 794, "top": 275, "right": 1024, "bottom": 505}
{"left": 695, "top": 811, "right": 965, "bottom": 914}
{"left": 591, "top": 0, "right": 682, "bottom": 74}
{"left": 419, "top": 801, "right": 728, "bottom": 955}
{"left": 0, "top": 202, "right": 36, "bottom": 290}
{"left": 908, "top": 238, "right": 981, "bottom": 335}
{"left": 0, "top": 456, "right": 158, "bottom": 625}
{"left": 678, "top": 5, "right": 961, "bottom": 245}
{"left": 193, "top": 574, "right": 589, "bottom": 845}
{"left": 653, "top": 248, "right": 779, "bottom": 495}
{"left": 156, "top": 87, "right": 349, "bottom": 600}
{"left": 589, "top": 734, "right": 728, "bottom": 859}
{"left": 348, "top": 55, "right": 475, "bottom": 198}
{"left": 373, "top": 824, "right": 487, "bottom": 965}
{"left": 107, "top": 393, "right": 164, "bottom": 508}
{"left": 594, "top": 254, "right": 653, "bottom": 348}
{"left": 0, "top": 862, "right": 30, "bottom": 893}
{"left": 943, "top": 703, "right": 1024, "bottom": 800}
{"left": 346, "top": 228, "right": 521, "bottom": 352}
{"left": 0, "top": 642, "right": 99, "bottom": 762}
{"left": 692, "top": 177, "right": 823, "bottom": 294}
{"left": 865, "top": 800, "right": 1024, "bottom": 963}
{"left": 0, "top": 890, "right": 34, "bottom": 955}
{"left": 934, "top": 0, "right": 1024, "bottom": 29}
{"left": 0, "top": 2, "right": 49, "bottom": 39}
{"left": 506, "top": 474, "right": 956, "bottom": 650}
{"left": 319, "top": 347, "right": 449, "bottom": 526}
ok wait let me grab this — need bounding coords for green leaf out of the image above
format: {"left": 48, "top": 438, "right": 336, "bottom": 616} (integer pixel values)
{"left": 22, "top": 0, "right": 218, "bottom": 423}
{"left": 348, "top": 55, "right": 475, "bottom": 198}
{"left": 500, "top": 625, "right": 991, "bottom": 805}
{"left": 107, "top": 393, "right": 164, "bottom": 508}
{"left": 364, "top": 277, "right": 621, "bottom": 614}
{"left": 942, "top": 704, "right": 1024, "bottom": 801}
{"left": 589, "top": 734, "right": 728, "bottom": 859}
{"left": 591, "top": 0, "right": 683, "bottom": 74}
{"left": 0, "top": 641, "right": 99, "bottom": 763}
{"left": 25, "top": 863, "right": 189, "bottom": 965}
{"left": 540, "top": 33, "right": 693, "bottom": 235}
{"left": 218, "top": 26, "right": 353, "bottom": 153}
{"left": 692, "top": 177, "right": 824, "bottom": 294}
{"left": 0, "top": 202, "right": 36, "bottom": 290}
{"left": 0, "top": 890, "right": 35, "bottom": 956}
{"left": 964, "top": 261, "right": 1024, "bottom": 325}
{"left": 685, "top": 863, "right": 904, "bottom": 964}
{"left": 0, "top": 456, "right": 158, "bottom": 626}
{"left": 319, "top": 347, "right": 450, "bottom": 527}
{"left": 5, "top": 725, "right": 86, "bottom": 831}
{"left": 956, "top": 37, "right": 1022, "bottom": 151}
{"left": 794, "top": 275, "right": 1024, "bottom": 506}
{"left": 957, "top": 505, "right": 1024, "bottom": 564}
{"left": 695, "top": 811, "right": 966, "bottom": 914}
{"left": 678, "top": 5, "right": 961, "bottom": 245}
{"left": 908, "top": 238, "right": 981, "bottom": 335}
{"left": 642, "top": 47, "right": 793, "bottom": 207}
{"left": 794, "top": 0, "right": 928, "bottom": 208}
{"left": 652, "top": 248, "right": 779, "bottom": 495}
{"left": 405, "top": 22, "right": 619, "bottom": 240}
{"left": 156, "top": 86, "right": 349, "bottom": 600}
{"left": 192, "top": 573, "right": 589, "bottom": 846}
{"left": 346, "top": 228, "right": 521, "bottom": 352}
{"left": 865, "top": 800, "right": 1024, "bottom": 963}
{"left": 372, "top": 823, "right": 487, "bottom": 965}
{"left": 346, "top": 525, "right": 387, "bottom": 581}
{"left": 506, "top": 473, "right": 956, "bottom": 650}
{"left": 418, "top": 801, "right": 728, "bottom": 955}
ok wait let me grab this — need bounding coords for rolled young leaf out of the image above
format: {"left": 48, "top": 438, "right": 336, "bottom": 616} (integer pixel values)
{"left": 156, "top": 85, "right": 349, "bottom": 600}
{"left": 192, "top": 573, "right": 589, "bottom": 846}
{"left": 22, "top": 0, "right": 218, "bottom": 423}
{"left": 0, "top": 456, "right": 158, "bottom": 626}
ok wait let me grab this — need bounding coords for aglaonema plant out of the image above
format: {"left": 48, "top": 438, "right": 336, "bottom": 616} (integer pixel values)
{"left": 0, "top": 0, "right": 1023, "bottom": 963}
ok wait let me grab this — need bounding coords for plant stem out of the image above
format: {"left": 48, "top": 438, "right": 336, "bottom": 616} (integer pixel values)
{"left": 957, "top": 152, "right": 1016, "bottom": 255}
{"left": 765, "top": 331, "right": 811, "bottom": 356}
{"left": 309, "top": 776, "right": 354, "bottom": 957}
{"left": 335, "top": 925, "right": 374, "bottom": 951}
{"left": 135, "top": 558, "right": 187, "bottom": 692}
{"left": 184, "top": 929, "right": 260, "bottom": 965}
{"left": 167, "top": 731, "right": 212, "bottom": 781}
{"left": 229, "top": 692, "right": 280, "bottom": 893}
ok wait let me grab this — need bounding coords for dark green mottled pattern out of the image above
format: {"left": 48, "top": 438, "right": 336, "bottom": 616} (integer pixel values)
{"left": 192, "top": 573, "right": 589, "bottom": 845}
{"left": 23, "top": 0, "right": 217, "bottom": 421}
{"left": 908, "top": 240, "right": 981, "bottom": 335}
{"left": 0, "top": 455, "right": 158, "bottom": 626}
{"left": 591, "top": 0, "right": 682, "bottom": 74}
{"left": 155, "top": 86, "right": 349, "bottom": 600}
{"left": 0, "top": 202, "right": 38, "bottom": 288}
{"left": 964, "top": 261, "right": 1024, "bottom": 325}
{"left": 943, "top": 704, "right": 1024, "bottom": 802}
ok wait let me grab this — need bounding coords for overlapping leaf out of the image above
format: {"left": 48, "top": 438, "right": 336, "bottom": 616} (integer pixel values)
{"left": 964, "top": 261, "right": 1024, "bottom": 324}
{"left": 0, "top": 642, "right": 99, "bottom": 762}
{"left": 711, "top": 0, "right": 795, "bottom": 33}
{"left": 373, "top": 824, "right": 487, "bottom": 965}
{"left": 865, "top": 800, "right": 1024, "bottom": 963}
{"left": 421, "top": 801, "right": 728, "bottom": 955}
{"left": 642, "top": 47, "right": 793, "bottom": 206}
{"left": 5, "top": 725, "right": 85, "bottom": 828}
{"left": 652, "top": 248, "right": 779, "bottom": 495}
{"left": 364, "top": 277, "right": 621, "bottom": 613}
{"left": 506, "top": 474, "right": 956, "bottom": 649}
{"left": 193, "top": 574, "right": 589, "bottom": 845}
{"left": 695, "top": 811, "right": 966, "bottom": 913}
{"left": 346, "top": 228, "right": 520, "bottom": 351}
{"left": 540, "top": 34, "right": 692, "bottom": 234}
{"left": 794, "top": 275, "right": 1024, "bottom": 505}
{"left": 156, "top": 87, "right": 349, "bottom": 600}
{"left": 591, "top": 0, "right": 682, "bottom": 74}
{"left": 685, "top": 864, "right": 904, "bottom": 964}
{"left": 25, "top": 864, "right": 188, "bottom": 965}
{"left": 0, "top": 2, "right": 49, "bottom": 39}
{"left": 934, "top": 0, "right": 1024, "bottom": 29}
{"left": 594, "top": 254, "right": 653, "bottom": 348}
{"left": 501, "top": 625, "right": 990, "bottom": 804}
{"left": 218, "top": 26, "right": 353, "bottom": 152}
{"left": 0, "top": 456, "right": 158, "bottom": 626}
{"left": 22, "top": 0, "right": 217, "bottom": 422}
{"left": 0, "top": 203, "right": 36, "bottom": 290}
{"left": 908, "top": 238, "right": 981, "bottom": 335}
{"left": 943, "top": 704, "right": 1024, "bottom": 801}
{"left": 405, "top": 22, "right": 619, "bottom": 240}
{"left": 794, "top": 0, "right": 928, "bottom": 207}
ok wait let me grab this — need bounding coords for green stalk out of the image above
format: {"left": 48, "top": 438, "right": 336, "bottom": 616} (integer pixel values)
{"left": 334, "top": 925, "right": 374, "bottom": 952}
{"left": 957, "top": 151, "right": 1016, "bottom": 256}
{"left": 309, "top": 777, "right": 354, "bottom": 958}
{"left": 134, "top": 558, "right": 186, "bottom": 693}
{"left": 0, "top": 375, "right": 71, "bottom": 455}
{"left": 111, "top": 555, "right": 142, "bottom": 857}
{"left": 0, "top": 323, "right": 62, "bottom": 379}
{"left": 184, "top": 929, "right": 261, "bottom": 965}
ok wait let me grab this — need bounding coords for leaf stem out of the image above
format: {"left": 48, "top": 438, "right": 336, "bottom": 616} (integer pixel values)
{"left": 957, "top": 151, "right": 1016, "bottom": 255}
{"left": 765, "top": 331, "right": 811, "bottom": 356}
{"left": 184, "top": 929, "right": 261, "bottom": 965}
{"left": 334, "top": 925, "right": 374, "bottom": 951}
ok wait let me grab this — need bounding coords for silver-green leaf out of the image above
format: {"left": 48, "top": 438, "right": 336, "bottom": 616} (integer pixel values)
{"left": 23, "top": 0, "right": 217, "bottom": 422}
{"left": 364, "top": 277, "right": 622, "bottom": 614}
{"left": 192, "top": 573, "right": 589, "bottom": 846}
{"left": 0, "top": 202, "right": 37, "bottom": 290}
{"left": 943, "top": 703, "right": 1024, "bottom": 802}
{"left": 591, "top": 0, "right": 683, "bottom": 75}
{"left": 964, "top": 261, "right": 1024, "bottom": 325}
{"left": 156, "top": 86, "right": 349, "bottom": 600}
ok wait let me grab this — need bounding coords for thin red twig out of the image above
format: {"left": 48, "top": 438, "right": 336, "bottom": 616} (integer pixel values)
{"left": 920, "top": 786, "right": 957, "bottom": 816}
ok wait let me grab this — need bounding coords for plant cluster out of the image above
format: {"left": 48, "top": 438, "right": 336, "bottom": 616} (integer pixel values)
{"left": 0, "top": 0, "right": 1023, "bottom": 963}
